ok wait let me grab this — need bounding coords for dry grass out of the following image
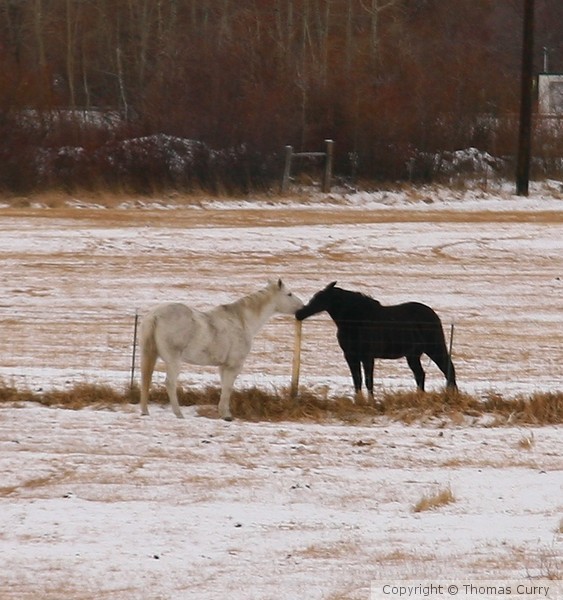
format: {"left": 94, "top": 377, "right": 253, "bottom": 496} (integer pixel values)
{"left": 0, "top": 380, "right": 562, "bottom": 426}
{"left": 517, "top": 431, "right": 536, "bottom": 450}
{"left": 525, "top": 544, "right": 562, "bottom": 581}
{"left": 413, "top": 486, "right": 456, "bottom": 513}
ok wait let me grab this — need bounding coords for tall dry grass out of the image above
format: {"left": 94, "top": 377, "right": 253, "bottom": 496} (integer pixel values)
{"left": 0, "top": 380, "right": 561, "bottom": 426}
{"left": 413, "top": 485, "right": 456, "bottom": 512}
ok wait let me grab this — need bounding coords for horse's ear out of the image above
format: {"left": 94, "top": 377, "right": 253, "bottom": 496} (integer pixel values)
{"left": 277, "top": 278, "right": 283, "bottom": 289}
{"left": 326, "top": 281, "right": 337, "bottom": 289}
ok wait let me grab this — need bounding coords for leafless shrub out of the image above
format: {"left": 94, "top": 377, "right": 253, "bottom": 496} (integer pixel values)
{"left": 523, "top": 543, "right": 562, "bottom": 581}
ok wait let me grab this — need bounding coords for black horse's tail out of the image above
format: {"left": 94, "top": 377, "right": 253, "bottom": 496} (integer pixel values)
{"left": 414, "top": 303, "right": 457, "bottom": 389}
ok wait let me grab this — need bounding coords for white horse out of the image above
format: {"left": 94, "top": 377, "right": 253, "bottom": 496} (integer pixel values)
{"left": 139, "top": 279, "right": 303, "bottom": 420}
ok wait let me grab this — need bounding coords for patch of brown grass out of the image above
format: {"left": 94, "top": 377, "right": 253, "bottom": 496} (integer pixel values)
{"left": 229, "top": 387, "right": 377, "bottom": 423}
{"left": 413, "top": 486, "right": 456, "bottom": 513}
{"left": 379, "top": 388, "right": 563, "bottom": 426}
{"left": 0, "top": 380, "right": 561, "bottom": 425}
{"left": 379, "top": 388, "right": 475, "bottom": 423}
{"left": 294, "top": 539, "right": 360, "bottom": 560}
{"left": 517, "top": 431, "right": 535, "bottom": 450}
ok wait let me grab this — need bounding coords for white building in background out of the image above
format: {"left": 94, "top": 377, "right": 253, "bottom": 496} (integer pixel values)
{"left": 538, "top": 74, "right": 563, "bottom": 116}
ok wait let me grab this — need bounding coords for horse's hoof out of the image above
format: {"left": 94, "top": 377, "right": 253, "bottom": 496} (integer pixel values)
{"left": 354, "top": 393, "right": 367, "bottom": 406}
{"left": 222, "top": 415, "right": 233, "bottom": 422}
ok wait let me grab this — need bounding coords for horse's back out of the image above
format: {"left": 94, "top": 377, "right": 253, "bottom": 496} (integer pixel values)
{"left": 335, "top": 299, "right": 447, "bottom": 356}
{"left": 145, "top": 302, "right": 250, "bottom": 366}
{"left": 148, "top": 302, "right": 196, "bottom": 319}
{"left": 143, "top": 302, "right": 202, "bottom": 354}
{"left": 382, "top": 302, "right": 446, "bottom": 345}
{"left": 142, "top": 302, "right": 196, "bottom": 335}
{"left": 344, "top": 299, "right": 442, "bottom": 326}
{"left": 387, "top": 301, "right": 442, "bottom": 324}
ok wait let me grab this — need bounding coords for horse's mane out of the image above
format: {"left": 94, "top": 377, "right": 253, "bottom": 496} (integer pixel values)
{"left": 335, "top": 287, "right": 381, "bottom": 309}
{"left": 222, "top": 284, "right": 273, "bottom": 316}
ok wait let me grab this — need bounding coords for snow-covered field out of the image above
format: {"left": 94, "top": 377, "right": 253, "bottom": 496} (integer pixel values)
{"left": 0, "top": 184, "right": 562, "bottom": 599}
{"left": 0, "top": 404, "right": 561, "bottom": 599}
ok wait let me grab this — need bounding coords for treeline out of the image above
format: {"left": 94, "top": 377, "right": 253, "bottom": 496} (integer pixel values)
{"left": 1, "top": 0, "right": 562, "bottom": 194}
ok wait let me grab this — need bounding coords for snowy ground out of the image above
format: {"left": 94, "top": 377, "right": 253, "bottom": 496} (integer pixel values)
{"left": 0, "top": 184, "right": 562, "bottom": 599}
{"left": 0, "top": 405, "right": 561, "bottom": 599}
{"left": 1, "top": 184, "right": 562, "bottom": 396}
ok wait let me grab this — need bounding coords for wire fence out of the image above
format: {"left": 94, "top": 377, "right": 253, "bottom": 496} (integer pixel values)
{"left": 1, "top": 307, "right": 562, "bottom": 396}
{"left": 295, "top": 316, "right": 563, "bottom": 395}
{"left": 0, "top": 307, "right": 302, "bottom": 392}
{"left": 1, "top": 308, "right": 137, "bottom": 389}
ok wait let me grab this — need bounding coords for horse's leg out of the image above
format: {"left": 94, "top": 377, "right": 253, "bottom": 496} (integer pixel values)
{"left": 217, "top": 365, "right": 242, "bottom": 421}
{"left": 344, "top": 354, "right": 364, "bottom": 403}
{"left": 164, "top": 358, "right": 184, "bottom": 419}
{"left": 361, "top": 356, "right": 375, "bottom": 405}
{"left": 140, "top": 339, "right": 158, "bottom": 417}
{"left": 445, "top": 357, "right": 458, "bottom": 390}
{"left": 406, "top": 355, "right": 425, "bottom": 391}
{"left": 427, "top": 348, "right": 458, "bottom": 390}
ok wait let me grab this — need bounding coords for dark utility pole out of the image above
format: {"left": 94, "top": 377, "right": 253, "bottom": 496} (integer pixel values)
{"left": 516, "top": 0, "right": 535, "bottom": 196}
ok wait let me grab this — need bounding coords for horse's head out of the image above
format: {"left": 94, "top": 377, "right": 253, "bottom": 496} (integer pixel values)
{"left": 270, "top": 278, "right": 304, "bottom": 315}
{"left": 295, "top": 281, "right": 337, "bottom": 321}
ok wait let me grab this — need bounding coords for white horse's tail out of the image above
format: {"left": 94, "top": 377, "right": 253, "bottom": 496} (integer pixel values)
{"left": 139, "top": 312, "right": 159, "bottom": 416}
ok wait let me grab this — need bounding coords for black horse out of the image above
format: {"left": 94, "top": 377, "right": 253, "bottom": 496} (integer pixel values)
{"left": 295, "top": 282, "right": 457, "bottom": 402}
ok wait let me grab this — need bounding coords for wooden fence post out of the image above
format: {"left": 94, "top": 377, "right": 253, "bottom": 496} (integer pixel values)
{"left": 322, "top": 139, "right": 334, "bottom": 193}
{"left": 280, "top": 145, "right": 293, "bottom": 194}
{"left": 290, "top": 320, "right": 302, "bottom": 398}
{"left": 280, "top": 141, "right": 335, "bottom": 194}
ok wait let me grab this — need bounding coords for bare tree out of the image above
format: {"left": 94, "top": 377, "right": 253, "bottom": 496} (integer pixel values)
{"left": 360, "top": 0, "right": 400, "bottom": 63}
{"left": 33, "top": 0, "right": 46, "bottom": 71}
{"left": 65, "top": 0, "right": 76, "bottom": 107}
